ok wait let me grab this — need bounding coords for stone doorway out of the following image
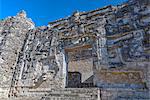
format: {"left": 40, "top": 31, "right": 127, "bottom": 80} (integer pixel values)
{"left": 65, "top": 44, "right": 94, "bottom": 88}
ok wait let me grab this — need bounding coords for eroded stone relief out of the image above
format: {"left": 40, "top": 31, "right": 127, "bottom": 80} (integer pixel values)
{"left": 0, "top": 0, "right": 149, "bottom": 100}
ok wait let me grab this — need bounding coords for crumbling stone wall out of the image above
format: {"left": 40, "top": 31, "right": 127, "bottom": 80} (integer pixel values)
{"left": 0, "top": 0, "right": 149, "bottom": 100}
{"left": 0, "top": 11, "right": 34, "bottom": 98}
{"left": 94, "top": 0, "right": 150, "bottom": 89}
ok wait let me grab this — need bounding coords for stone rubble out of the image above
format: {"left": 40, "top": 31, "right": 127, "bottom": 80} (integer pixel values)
{"left": 0, "top": 0, "right": 150, "bottom": 100}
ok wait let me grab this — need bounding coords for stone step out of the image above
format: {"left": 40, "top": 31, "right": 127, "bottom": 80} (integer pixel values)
{"left": 41, "top": 96, "right": 95, "bottom": 100}
{"left": 18, "top": 88, "right": 98, "bottom": 100}
{"left": 101, "top": 89, "right": 149, "bottom": 100}
{"left": 12, "top": 88, "right": 150, "bottom": 100}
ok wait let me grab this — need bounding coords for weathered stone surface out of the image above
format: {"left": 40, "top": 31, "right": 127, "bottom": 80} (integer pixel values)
{"left": 0, "top": 11, "right": 34, "bottom": 98}
{"left": 0, "top": 0, "right": 149, "bottom": 100}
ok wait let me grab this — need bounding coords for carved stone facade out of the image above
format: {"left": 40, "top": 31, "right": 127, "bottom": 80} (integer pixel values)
{"left": 0, "top": 11, "right": 34, "bottom": 98}
{"left": 0, "top": 0, "right": 150, "bottom": 100}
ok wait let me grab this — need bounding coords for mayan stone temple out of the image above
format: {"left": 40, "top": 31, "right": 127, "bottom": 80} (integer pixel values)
{"left": 0, "top": 0, "right": 149, "bottom": 100}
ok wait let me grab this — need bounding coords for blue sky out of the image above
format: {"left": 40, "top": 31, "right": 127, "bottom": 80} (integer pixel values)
{"left": 0, "top": 0, "right": 127, "bottom": 26}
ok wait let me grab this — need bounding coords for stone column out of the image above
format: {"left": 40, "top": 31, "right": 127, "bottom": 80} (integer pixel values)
{"left": 62, "top": 50, "right": 68, "bottom": 88}
{"left": 55, "top": 49, "right": 68, "bottom": 88}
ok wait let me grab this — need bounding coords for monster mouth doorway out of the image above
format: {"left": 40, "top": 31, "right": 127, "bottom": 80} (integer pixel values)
{"left": 65, "top": 44, "right": 94, "bottom": 88}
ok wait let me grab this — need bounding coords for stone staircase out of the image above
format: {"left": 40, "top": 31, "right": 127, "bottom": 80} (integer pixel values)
{"left": 5, "top": 88, "right": 149, "bottom": 100}
{"left": 40, "top": 88, "right": 98, "bottom": 100}
{"left": 9, "top": 88, "right": 98, "bottom": 100}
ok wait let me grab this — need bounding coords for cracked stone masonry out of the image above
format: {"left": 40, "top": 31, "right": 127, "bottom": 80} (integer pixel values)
{"left": 0, "top": 0, "right": 150, "bottom": 100}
